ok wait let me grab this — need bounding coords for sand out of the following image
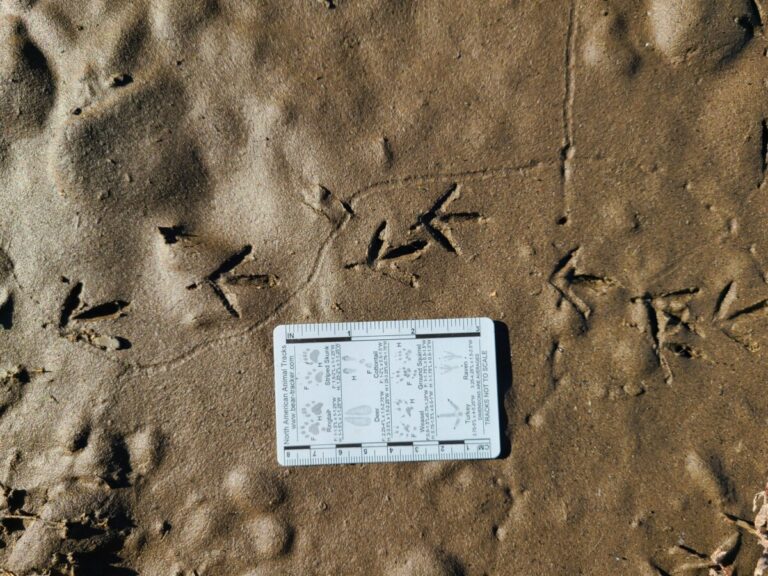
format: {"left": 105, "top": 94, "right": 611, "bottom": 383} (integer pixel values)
{"left": 1, "top": 0, "right": 768, "bottom": 574}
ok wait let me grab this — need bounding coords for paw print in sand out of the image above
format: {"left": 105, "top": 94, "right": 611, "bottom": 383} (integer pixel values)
{"left": 2, "top": 476, "right": 133, "bottom": 575}
{"left": 416, "top": 464, "right": 514, "bottom": 572}
{"left": 647, "top": 0, "right": 759, "bottom": 68}
{"left": 0, "top": 17, "right": 55, "bottom": 146}
{"left": 0, "top": 366, "right": 36, "bottom": 418}
{"left": 141, "top": 466, "right": 293, "bottom": 575}
{"left": 581, "top": 0, "right": 759, "bottom": 78}
{"left": 1, "top": 408, "right": 163, "bottom": 575}
{"left": 385, "top": 545, "right": 462, "bottom": 576}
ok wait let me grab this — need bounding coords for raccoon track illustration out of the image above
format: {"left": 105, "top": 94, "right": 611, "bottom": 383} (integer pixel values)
{"left": 300, "top": 402, "right": 329, "bottom": 441}
{"left": 302, "top": 401, "right": 324, "bottom": 418}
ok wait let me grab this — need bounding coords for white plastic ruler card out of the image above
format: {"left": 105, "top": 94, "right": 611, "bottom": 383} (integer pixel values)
{"left": 273, "top": 317, "right": 500, "bottom": 466}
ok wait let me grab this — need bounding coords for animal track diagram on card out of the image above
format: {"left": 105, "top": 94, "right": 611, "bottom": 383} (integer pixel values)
{"left": 273, "top": 317, "right": 501, "bottom": 466}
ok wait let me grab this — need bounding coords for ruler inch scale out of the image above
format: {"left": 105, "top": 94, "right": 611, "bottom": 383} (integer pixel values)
{"left": 273, "top": 317, "right": 501, "bottom": 466}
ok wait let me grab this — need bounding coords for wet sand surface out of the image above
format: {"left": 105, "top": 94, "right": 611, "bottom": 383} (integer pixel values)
{"left": 2, "top": 1, "right": 768, "bottom": 574}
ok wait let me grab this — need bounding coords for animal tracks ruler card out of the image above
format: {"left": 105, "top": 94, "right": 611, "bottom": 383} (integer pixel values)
{"left": 273, "top": 317, "right": 500, "bottom": 466}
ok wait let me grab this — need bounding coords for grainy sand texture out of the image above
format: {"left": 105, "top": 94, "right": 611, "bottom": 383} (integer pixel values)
{"left": 1, "top": 0, "right": 768, "bottom": 574}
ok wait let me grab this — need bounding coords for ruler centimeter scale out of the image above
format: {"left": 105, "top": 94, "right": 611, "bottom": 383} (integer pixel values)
{"left": 273, "top": 317, "right": 501, "bottom": 466}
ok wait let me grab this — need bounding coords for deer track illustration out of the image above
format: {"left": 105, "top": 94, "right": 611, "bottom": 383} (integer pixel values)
{"left": 344, "top": 405, "right": 372, "bottom": 427}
